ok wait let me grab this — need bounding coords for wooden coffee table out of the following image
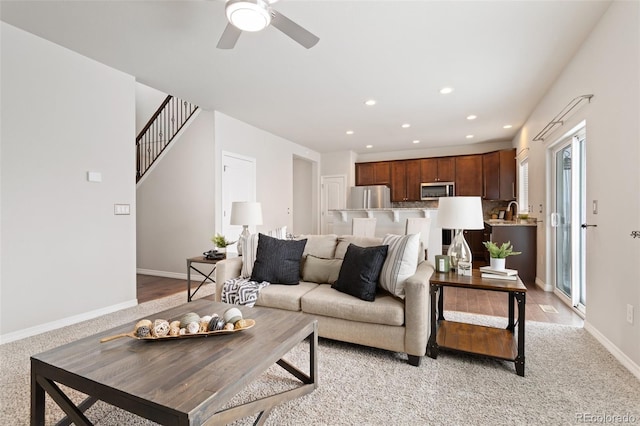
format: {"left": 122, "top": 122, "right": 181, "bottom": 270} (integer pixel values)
{"left": 426, "top": 270, "right": 527, "bottom": 376}
{"left": 31, "top": 297, "right": 317, "bottom": 425}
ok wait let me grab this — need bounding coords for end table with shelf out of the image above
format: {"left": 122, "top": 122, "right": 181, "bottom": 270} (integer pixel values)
{"left": 187, "top": 255, "right": 224, "bottom": 302}
{"left": 427, "top": 269, "right": 527, "bottom": 376}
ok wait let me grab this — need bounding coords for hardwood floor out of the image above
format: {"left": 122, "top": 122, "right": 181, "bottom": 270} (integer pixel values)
{"left": 137, "top": 274, "right": 192, "bottom": 304}
{"left": 137, "top": 275, "right": 584, "bottom": 327}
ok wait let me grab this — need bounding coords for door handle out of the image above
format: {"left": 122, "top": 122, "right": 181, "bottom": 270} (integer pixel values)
{"left": 581, "top": 224, "right": 597, "bottom": 228}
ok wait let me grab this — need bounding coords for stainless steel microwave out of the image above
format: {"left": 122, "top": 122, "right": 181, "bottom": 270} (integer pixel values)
{"left": 420, "top": 182, "right": 455, "bottom": 200}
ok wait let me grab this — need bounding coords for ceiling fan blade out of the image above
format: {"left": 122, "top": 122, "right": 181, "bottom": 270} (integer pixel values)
{"left": 271, "top": 10, "right": 319, "bottom": 49}
{"left": 217, "top": 23, "right": 242, "bottom": 49}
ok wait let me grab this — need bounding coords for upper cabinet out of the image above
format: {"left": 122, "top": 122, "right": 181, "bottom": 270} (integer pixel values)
{"left": 420, "top": 157, "right": 456, "bottom": 183}
{"left": 455, "top": 155, "right": 483, "bottom": 196}
{"left": 483, "top": 149, "right": 516, "bottom": 200}
{"left": 391, "top": 160, "right": 421, "bottom": 202}
{"left": 355, "top": 161, "right": 391, "bottom": 186}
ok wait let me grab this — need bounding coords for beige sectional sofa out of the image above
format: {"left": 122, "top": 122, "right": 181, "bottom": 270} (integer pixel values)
{"left": 215, "top": 234, "right": 434, "bottom": 366}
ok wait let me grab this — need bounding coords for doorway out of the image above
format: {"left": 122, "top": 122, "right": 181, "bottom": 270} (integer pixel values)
{"left": 221, "top": 152, "right": 256, "bottom": 251}
{"left": 549, "top": 123, "right": 586, "bottom": 314}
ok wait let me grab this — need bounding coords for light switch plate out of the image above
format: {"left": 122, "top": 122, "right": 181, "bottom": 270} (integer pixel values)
{"left": 592, "top": 200, "right": 598, "bottom": 214}
{"left": 114, "top": 204, "right": 130, "bottom": 215}
{"left": 87, "top": 171, "right": 102, "bottom": 182}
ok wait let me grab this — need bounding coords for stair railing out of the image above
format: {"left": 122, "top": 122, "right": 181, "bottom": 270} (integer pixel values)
{"left": 136, "top": 95, "right": 199, "bottom": 182}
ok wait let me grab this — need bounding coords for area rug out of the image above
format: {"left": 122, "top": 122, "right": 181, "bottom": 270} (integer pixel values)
{"left": 1, "top": 285, "right": 638, "bottom": 425}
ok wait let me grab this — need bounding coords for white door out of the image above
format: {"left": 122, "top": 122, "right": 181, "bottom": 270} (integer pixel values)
{"left": 321, "top": 175, "right": 346, "bottom": 234}
{"left": 221, "top": 152, "right": 256, "bottom": 250}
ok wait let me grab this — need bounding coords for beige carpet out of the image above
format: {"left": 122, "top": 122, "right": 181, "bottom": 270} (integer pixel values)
{"left": 1, "top": 284, "right": 639, "bottom": 425}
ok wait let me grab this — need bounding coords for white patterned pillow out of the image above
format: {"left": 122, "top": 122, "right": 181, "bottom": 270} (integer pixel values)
{"left": 240, "top": 227, "right": 288, "bottom": 278}
{"left": 379, "top": 233, "right": 421, "bottom": 299}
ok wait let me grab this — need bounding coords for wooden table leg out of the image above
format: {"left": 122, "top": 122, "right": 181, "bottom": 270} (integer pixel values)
{"left": 426, "top": 284, "right": 440, "bottom": 358}
{"left": 507, "top": 292, "right": 515, "bottom": 332}
{"left": 31, "top": 368, "right": 45, "bottom": 426}
{"left": 187, "top": 259, "right": 192, "bottom": 302}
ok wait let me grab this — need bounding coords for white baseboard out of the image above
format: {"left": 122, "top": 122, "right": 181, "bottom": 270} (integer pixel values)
{"left": 0, "top": 299, "right": 138, "bottom": 345}
{"left": 535, "top": 277, "right": 553, "bottom": 292}
{"left": 136, "top": 268, "right": 209, "bottom": 281}
{"left": 584, "top": 320, "right": 640, "bottom": 381}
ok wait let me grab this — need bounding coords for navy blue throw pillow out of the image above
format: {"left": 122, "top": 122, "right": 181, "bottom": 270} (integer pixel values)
{"left": 251, "top": 233, "right": 307, "bottom": 285}
{"left": 332, "top": 243, "right": 388, "bottom": 302}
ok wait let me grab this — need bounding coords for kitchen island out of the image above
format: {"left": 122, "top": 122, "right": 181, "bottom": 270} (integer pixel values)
{"left": 329, "top": 208, "right": 442, "bottom": 264}
{"left": 484, "top": 219, "right": 538, "bottom": 286}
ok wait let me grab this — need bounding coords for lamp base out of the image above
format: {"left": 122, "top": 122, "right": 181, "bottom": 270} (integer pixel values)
{"left": 237, "top": 226, "right": 250, "bottom": 256}
{"left": 447, "top": 229, "right": 472, "bottom": 270}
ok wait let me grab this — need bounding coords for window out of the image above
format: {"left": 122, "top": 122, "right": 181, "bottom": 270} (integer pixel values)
{"left": 518, "top": 157, "right": 529, "bottom": 212}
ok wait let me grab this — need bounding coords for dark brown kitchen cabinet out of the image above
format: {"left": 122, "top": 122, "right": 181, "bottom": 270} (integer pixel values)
{"left": 464, "top": 229, "right": 486, "bottom": 263}
{"left": 420, "top": 157, "right": 456, "bottom": 182}
{"left": 482, "top": 149, "right": 516, "bottom": 200}
{"left": 485, "top": 223, "right": 537, "bottom": 286}
{"left": 391, "top": 160, "right": 421, "bottom": 201}
{"left": 455, "top": 155, "right": 483, "bottom": 196}
{"left": 499, "top": 149, "right": 517, "bottom": 200}
{"left": 355, "top": 162, "right": 391, "bottom": 186}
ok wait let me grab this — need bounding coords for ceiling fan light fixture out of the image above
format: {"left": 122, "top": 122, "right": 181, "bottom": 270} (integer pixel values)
{"left": 226, "top": 0, "right": 272, "bottom": 32}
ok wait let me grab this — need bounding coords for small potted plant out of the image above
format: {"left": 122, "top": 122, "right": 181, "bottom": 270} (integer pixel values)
{"left": 211, "top": 233, "right": 235, "bottom": 253}
{"left": 482, "top": 241, "right": 521, "bottom": 270}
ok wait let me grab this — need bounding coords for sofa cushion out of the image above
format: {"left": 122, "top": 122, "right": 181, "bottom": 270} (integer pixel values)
{"left": 334, "top": 235, "right": 384, "bottom": 259}
{"left": 256, "top": 281, "right": 319, "bottom": 311}
{"left": 379, "top": 233, "right": 421, "bottom": 299}
{"left": 251, "top": 234, "right": 307, "bottom": 284}
{"left": 301, "top": 285, "right": 405, "bottom": 326}
{"left": 332, "top": 243, "right": 388, "bottom": 302}
{"left": 296, "top": 234, "right": 338, "bottom": 259}
{"left": 301, "top": 255, "right": 342, "bottom": 284}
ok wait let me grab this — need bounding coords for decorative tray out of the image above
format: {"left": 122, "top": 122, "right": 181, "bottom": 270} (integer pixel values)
{"left": 100, "top": 319, "right": 255, "bottom": 343}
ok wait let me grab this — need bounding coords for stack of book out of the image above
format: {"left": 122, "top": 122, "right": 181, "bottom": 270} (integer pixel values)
{"left": 479, "top": 265, "right": 518, "bottom": 281}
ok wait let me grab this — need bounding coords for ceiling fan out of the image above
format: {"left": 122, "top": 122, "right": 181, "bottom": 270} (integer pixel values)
{"left": 217, "top": 0, "right": 320, "bottom": 49}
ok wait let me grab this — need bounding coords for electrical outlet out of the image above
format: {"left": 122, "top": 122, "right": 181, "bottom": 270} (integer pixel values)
{"left": 627, "top": 304, "right": 634, "bottom": 324}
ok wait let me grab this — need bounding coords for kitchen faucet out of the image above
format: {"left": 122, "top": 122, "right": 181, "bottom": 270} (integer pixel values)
{"left": 507, "top": 201, "right": 519, "bottom": 219}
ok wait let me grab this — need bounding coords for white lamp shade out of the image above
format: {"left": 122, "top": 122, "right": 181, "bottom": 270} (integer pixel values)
{"left": 437, "top": 197, "right": 484, "bottom": 230}
{"left": 230, "top": 201, "right": 263, "bottom": 226}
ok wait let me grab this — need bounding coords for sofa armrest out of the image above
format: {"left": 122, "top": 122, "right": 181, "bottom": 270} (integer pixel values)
{"left": 214, "top": 257, "right": 243, "bottom": 302}
{"left": 403, "top": 260, "right": 435, "bottom": 356}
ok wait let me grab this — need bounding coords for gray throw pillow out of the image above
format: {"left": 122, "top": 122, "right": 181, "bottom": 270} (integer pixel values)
{"left": 251, "top": 233, "right": 307, "bottom": 285}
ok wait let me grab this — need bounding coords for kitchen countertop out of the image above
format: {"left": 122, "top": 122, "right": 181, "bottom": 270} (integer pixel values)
{"left": 485, "top": 219, "right": 538, "bottom": 227}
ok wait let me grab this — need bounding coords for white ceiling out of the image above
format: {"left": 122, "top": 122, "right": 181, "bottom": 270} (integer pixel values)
{"left": 0, "top": 0, "right": 612, "bottom": 154}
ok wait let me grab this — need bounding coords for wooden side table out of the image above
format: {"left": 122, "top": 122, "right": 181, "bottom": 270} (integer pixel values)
{"left": 187, "top": 256, "right": 223, "bottom": 302}
{"left": 426, "top": 269, "right": 527, "bottom": 376}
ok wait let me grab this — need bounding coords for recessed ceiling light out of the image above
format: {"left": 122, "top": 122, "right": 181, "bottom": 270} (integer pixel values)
{"left": 439, "top": 87, "right": 454, "bottom": 94}
{"left": 412, "top": 140, "right": 420, "bottom": 144}
{"left": 364, "top": 99, "right": 377, "bottom": 106}
{"left": 466, "top": 135, "right": 474, "bottom": 139}
{"left": 346, "top": 130, "right": 354, "bottom": 135}
{"left": 366, "top": 144, "right": 373, "bottom": 149}
{"left": 503, "top": 124, "right": 513, "bottom": 129}
{"left": 466, "top": 115, "right": 477, "bottom": 120}
{"left": 401, "top": 123, "right": 411, "bottom": 128}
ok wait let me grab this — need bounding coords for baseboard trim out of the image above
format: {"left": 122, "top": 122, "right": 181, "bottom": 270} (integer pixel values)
{"left": 535, "top": 277, "right": 553, "bottom": 292}
{"left": 584, "top": 320, "right": 640, "bottom": 381}
{"left": 136, "top": 268, "right": 208, "bottom": 281}
{"left": 0, "top": 299, "right": 138, "bottom": 345}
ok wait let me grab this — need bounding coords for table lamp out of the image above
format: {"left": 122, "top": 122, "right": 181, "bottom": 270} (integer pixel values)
{"left": 230, "top": 201, "right": 263, "bottom": 256}
{"left": 437, "top": 196, "right": 484, "bottom": 270}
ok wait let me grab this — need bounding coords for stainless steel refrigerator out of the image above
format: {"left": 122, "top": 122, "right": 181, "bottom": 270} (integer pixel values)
{"left": 348, "top": 185, "right": 391, "bottom": 209}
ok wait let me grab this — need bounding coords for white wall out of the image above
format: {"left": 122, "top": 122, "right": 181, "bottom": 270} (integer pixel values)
{"left": 293, "top": 157, "right": 315, "bottom": 235}
{"left": 513, "top": 1, "right": 640, "bottom": 371}
{"left": 0, "top": 23, "right": 137, "bottom": 341}
{"left": 135, "top": 83, "right": 167, "bottom": 135}
{"left": 214, "top": 112, "right": 321, "bottom": 237}
{"left": 136, "top": 110, "right": 216, "bottom": 276}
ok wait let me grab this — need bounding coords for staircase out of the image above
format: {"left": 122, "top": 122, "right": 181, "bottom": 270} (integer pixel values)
{"left": 136, "top": 95, "right": 198, "bottom": 182}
